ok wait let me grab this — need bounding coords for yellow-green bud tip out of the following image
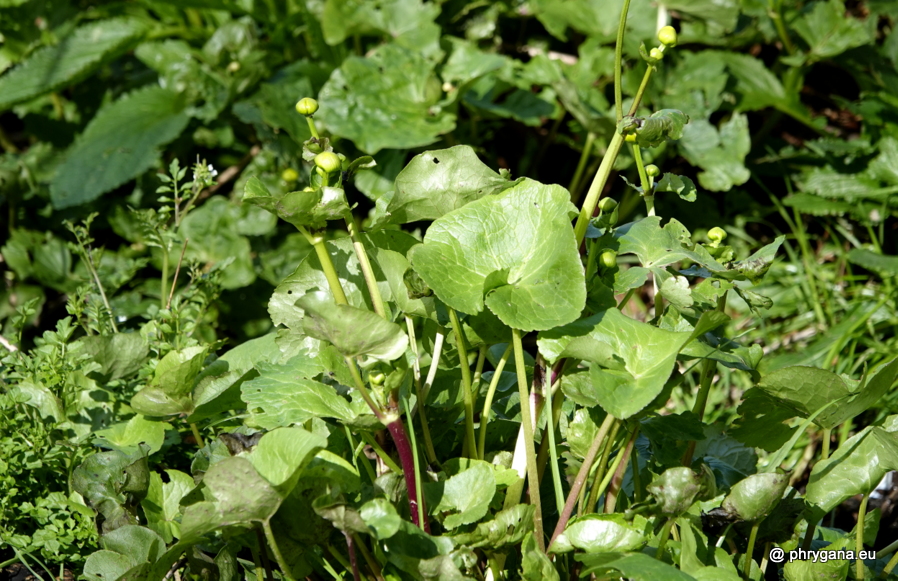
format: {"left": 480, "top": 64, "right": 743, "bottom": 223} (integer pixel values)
{"left": 708, "top": 227, "right": 727, "bottom": 242}
{"left": 599, "top": 197, "right": 618, "bottom": 212}
{"left": 296, "top": 97, "right": 319, "bottom": 116}
{"left": 658, "top": 26, "right": 678, "bottom": 47}
{"left": 599, "top": 250, "right": 618, "bottom": 269}
{"left": 645, "top": 164, "right": 661, "bottom": 177}
{"left": 281, "top": 168, "right": 299, "bottom": 182}
{"left": 649, "top": 47, "right": 664, "bottom": 60}
{"left": 314, "top": 152, "right": 341, "bottom": 173}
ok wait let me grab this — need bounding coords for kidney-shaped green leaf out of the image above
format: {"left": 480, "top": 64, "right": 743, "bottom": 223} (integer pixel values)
{"left": 805, "top": 426, "right": 898, "bottom": 520}
{"left": 409, "top": 178, "right": 585, "bottom": 331}
{"left": 377, "top": 146, "right": 518, "bottom": 225}
{"left": 538, "top": 308, "right": 692, "bottom": 418}
{"left": 248, "top": 427, "right": 327, "bottom": 495}
{"left": 757, "top": 358, "right": 898, "bottom": 430}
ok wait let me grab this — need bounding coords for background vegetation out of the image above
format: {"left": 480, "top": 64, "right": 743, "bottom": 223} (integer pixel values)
{"left": 1, "top": 0, "right": 897, "bottom": 579}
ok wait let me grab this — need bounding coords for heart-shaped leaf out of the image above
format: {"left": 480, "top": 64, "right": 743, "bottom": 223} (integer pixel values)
{"left": 538, "top": 308, "right": 692, "bottom": 418}
{"left": 409, "top": 178, "right": 585, "bottom": 332}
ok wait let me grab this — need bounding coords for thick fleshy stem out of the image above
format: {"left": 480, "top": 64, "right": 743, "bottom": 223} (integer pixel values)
{"left": 604, "top": 427, "right": 638, "bottom": 513}
{"left": 262, "top": 520, "right": 296, "bottom": 581}
{"left": 857, "top": 490, "right": 870, "bottom": 580}
{"left": 406, "top": 316, "right": 438, "bottom": 466}
{"left": 655, "top": 518, "right": 675, "bottom": 559}
{"left": 584, "top": 419, "right": 621, "bottom": 514}
{"left": 682, "top": 291, "right": 727, "bottom": 466}
{"left": 478, "top": 343, "right": 513, "bottom": 460}
{"left": 345, "top": 215, "right": 388, "bottom": 319}
{"left": 386, "top": 416, "right": 430, "bottom": 533}
{"left": 743, "top": 520, "right": 762, "bottom": 580}
{"left": 298, "top": 226, "right": 349, "bottom": 305}
{"left": 403, "top": 396, "right": 426, "bottom": 533}
{"left": 549, "top": 413, "right": 616, "bottom": 549}
{"left": 344, "top": 532, "right": 361, "bottom": 581}
{"left": 345, "top": 357, "right": 429, "bottom": 532}
{"left": 508, "top": 328, "right": 545, "bottom": 551}
{"left": 448, "top": 307, "right": 478, "bottom": 459}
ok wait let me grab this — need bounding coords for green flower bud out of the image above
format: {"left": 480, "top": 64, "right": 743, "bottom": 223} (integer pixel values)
{"left": 708, "top": 227, "right": 727, "bottom": 243}
{"left": 599, "top": 197, "right": 618, "bottom": 212}
{"left": 368, "top": 372, "right": 386, "bottom": 386}
{"left": 599, "top": 250, "right": 617, "bottom": 269}
{"left": 296, "top": 97, "right": 319, "bottom": 116}
{"left": 314, "top": 152, "right": 342, "bottom": 174}
{"left": 658, "top": 26, "right": 678, "bottom": 47}
{"left": 649, "top": 47, "right": 664, "bottom": 60}
{"left": 281, "top": 168, "right": 299, "bottom": 182}
{"left": 645, "top": 164, "right": 660, "bottom": 177}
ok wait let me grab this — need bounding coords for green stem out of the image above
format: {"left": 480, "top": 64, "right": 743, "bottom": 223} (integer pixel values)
{"left": 821, "top": 428, "right": 831, "bottom": 460}
{"left": 743, "top": 521, "right": 762, "bottom": 580}
{"left": 585, "top": 420, "right": 621, "bottom": 514}
{"left": 549, "top": 414, "right": 616, "bottom": 549}
{"left": 306, "top": 116, "right": 320, "bottom": 139}
{"left": 262, "top": 520, "right": 297, "bottom": 581}
{"left": 614, "top": 0, "right": 634, "bottom": 121}
{"left": 345, "top": 215, "right": 387, "bottom": 318}
{"left": 631, "top": 436, "right": 643, "bottom": 503}
{"left": 882, "top": 552, "right": 898, "bottom": 579}
{"left": 406, "top": 317, "right": 438, "bottom": 466}
{"left": 631, "top": 144, "right": 654, "bottom": 216}
{"left": 300, "top": 227, "right": 349, "bottom": 305}
{"left": 879, "top": 538, "right": 898, "bottom": 558}
{"left": 448, "top": 307, "right": 478, "bottom": 459}
{"left": 655, "top": 518, "right": 675, "bottom": 559}
{"left": 190, "top": 423, "right": 205, "bottom": 449}
{"left": 160, "top": 245, "right": 170, "bottom": 310}
{"left": 472, "top": 345, "right": 487, "bottom": 393}
{"left": 857, "top": 491, "right": 870, "bottom": 580}
{"left": 569, "top": 132, "right": 596, "bottom": 197}
{"left": 359, "top": 431, "right": 403, "bottom": 475}
{"left": 545, "top": 384, "right": 566, "bottom": 516}
{"left": 574, "top": 132, "right": 626, "bottom": 246}
{"left": 479, "top": 344, "right": 513, "bottom": 460}
{"left": 604, "top": 427, "right": 638, "bottom": 514}
{"left": 511, "top": 327, "right": 545, "bottom": 551}
{"left": 682, "top": 291, "right": 727, "bottom": 466}
{"left": 768, "top": 0, "right": 796, "bottom": 54}
{"left": 345, "top": 357, "right": 385, "bottom": 422}
{"left": 628, "top": 63, "right": 656, "bottom": 117}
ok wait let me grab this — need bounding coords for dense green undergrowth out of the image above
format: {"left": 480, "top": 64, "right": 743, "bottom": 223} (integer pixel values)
{"left": 2, "top": 0, "right": 898, "bottom": 580}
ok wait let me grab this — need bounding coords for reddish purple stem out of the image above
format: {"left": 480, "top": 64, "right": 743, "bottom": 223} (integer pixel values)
{"left": 386, "top": 417, "right": 430, "bottom": 533}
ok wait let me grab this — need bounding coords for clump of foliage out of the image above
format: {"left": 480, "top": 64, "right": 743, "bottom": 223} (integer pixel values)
{"left": 2, "top": 0, "right": 898, "bottom": 580}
